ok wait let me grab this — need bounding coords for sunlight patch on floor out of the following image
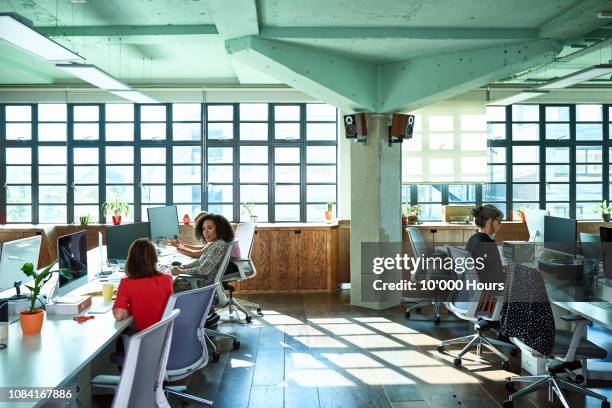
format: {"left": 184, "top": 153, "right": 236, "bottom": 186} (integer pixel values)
{"left": 321, "top": 352, "right": 384, "bottom": 368}
{"left": 340, "top": 335, "right": 404, "bottom": 349}
{"left": 288, "top": 369, "right": 356, "bottom": 387}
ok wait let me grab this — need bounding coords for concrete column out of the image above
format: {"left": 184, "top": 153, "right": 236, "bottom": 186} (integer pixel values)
{"left": 349, "top": 113, "right": 402, "bottom": 309}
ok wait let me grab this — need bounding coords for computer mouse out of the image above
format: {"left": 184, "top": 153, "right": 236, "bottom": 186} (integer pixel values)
{"left": 171, "top": 261, "right": 181, "bottom": 267}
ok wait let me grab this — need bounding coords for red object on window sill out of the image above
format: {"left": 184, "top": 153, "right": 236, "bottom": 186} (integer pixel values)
{"left": 111, "top": 215, "right": 122, "bottom": 225}
{"left": 183, "top": 214, "right": 190, "bottom": 225}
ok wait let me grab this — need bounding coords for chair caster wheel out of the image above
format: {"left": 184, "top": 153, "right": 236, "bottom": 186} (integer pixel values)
{"left": 246, "top": 315, "right": 252, "bottom": 323}
{"left": 453, "top": 358, "right": 461, "bottom": 367}
{"left": 211, "top": 351, "right": 220, "bottom": 362}
{"left": 509, "top": 348, "right": 519, "bottom": 357}
{"left": 501, "top": 361, "right": 510, "bottom": 371}
{"left": 601, "top": 400, "right": 610, "bottom": 408}
{"left": 437, "top": 345, "right": 445, "bottom": 353}
{"left": 256, "top": 308, "right": 263, "bottom": 316}
{"left": 404, "top": 311, "right": 411, "bottom": 319}
{"left": 505, "top": 380, "right": 516, "bottom": 392}
{"left": 232, "top": 340, "right": 240, "bottom": 350}
{"left": 502, "top": 400, "right": 513, "bottom": 408}
{"left": 574, "top": 375, "right": 584, "bottom": 384}
{"left": 434, "top": 316, "right": 440, "bottom": 324}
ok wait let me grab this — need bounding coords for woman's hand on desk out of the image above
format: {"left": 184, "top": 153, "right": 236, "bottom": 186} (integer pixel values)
{"left": 171, "top": 266, "right": 182, "bottom": 276}
{"left": 113, "top": 307, "right": 129, "bottom": 321}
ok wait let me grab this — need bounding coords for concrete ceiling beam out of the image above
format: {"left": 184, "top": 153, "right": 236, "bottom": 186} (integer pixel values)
{"left": 37, "top": 25, "right": 219, "bottom": 37}
{"left": 540, "top": 0, "right": 612, "bottom": 40}
{"left": 226, "top": 35, "right": 378, "bottom": 112}
{"left": 379, "top": 39, "right": 563, "bottom": 112}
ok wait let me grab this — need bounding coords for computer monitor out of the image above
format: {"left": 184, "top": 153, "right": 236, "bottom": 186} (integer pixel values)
{"left": 543, "top": 216, "right": 577, "bottom": 257}
{"left": 0, "top": 235, "right": 42, "bottom": 297}
{"left": 600, "top": 226, "right": 612, "bottom": 279}
{"left": 106, "top": 222, "right": 151, "bottom": 262}
{"left": 524, "top": 209, "right": 549, "bottom": 242}
{"left": 580, "top": 232, "right": 601, "bottom": 261}
{"left": 147, "top": 206, "right": 179, "bottom": 241}
{"left": 57, "top": 231, "right": 88, "bottom": 294}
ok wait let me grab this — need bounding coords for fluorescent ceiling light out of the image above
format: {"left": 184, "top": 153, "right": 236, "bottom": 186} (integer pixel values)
{"left": 538, "top": 64, "right": 612, "bottom": 90}
{"left": 490, "top": 90, "right": 549, "bottom": 106}
{"left": 0, "top": 13, "right": 83, "bottom": 61}
{"left": 56, "top": 64, "right": 131, "bottom": 91}
{"left": 110, "top": 90, "right": 158, "bottom": 104}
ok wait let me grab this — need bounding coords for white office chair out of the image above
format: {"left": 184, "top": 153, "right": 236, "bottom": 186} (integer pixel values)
{"left": 221, "top": 222, "right": 263, "bottom": 321}
{"left": 91, "top": 309, "right": 180, "bottom": 408}
{"left": 437, "top": 245, "right": 515, "bottom": 369}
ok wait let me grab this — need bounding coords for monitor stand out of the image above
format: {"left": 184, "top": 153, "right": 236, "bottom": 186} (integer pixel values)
{"left": 7, "top": 281, "right": 29, "bottom": 301}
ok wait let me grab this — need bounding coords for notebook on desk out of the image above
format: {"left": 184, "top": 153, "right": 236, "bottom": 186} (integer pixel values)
{"left": 88, "top": 302, "right": 114, "bottom": 314}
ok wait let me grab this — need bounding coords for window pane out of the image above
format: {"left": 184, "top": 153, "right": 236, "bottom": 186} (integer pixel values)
{"left": 576, "top": 124, "right": 602, "bottom": 141}
{"left": 307, "top": 204, "right": 330, "bottom": 222}
{"left": 6, "top": 123, "right": 31, "bottom": 140}
{"left": 141, "top": 148, "right": 166, "bottom": 164}
{"left": 547, "top": 203, "right": 570, "bottom": 218}
{"left": 487, "top": 123, "right": 505, "bottom": 140}
{"left": 307, "top": 185, "right": 335, "bottom": 202}
{"left": 141, "top": 105, "right": 166, "bottom": 121}
{"left": 74, "top": 148, "right": 98, "bottom": 164}
{"left": 576, "top": 184, "right": 602, "bottom": 200}
{"left": 306, "top": 123, "right": 336, "bottom": 141}
{"left": 208, "top": 204, "right": 234, "bottom": 220}
{"left": 208, "top": 105, "right": 233, "bottom": 121}
{"left": 173, "top": 166, "right": 201, "bottom": 183}
{"left": 106, "top": 185, "right": 134, "bottom": 203}
{"left": 38, "top": 123, "right": 66, "bottom": 141}
{"left": 512, "top": 184, "right": 539, "bottom": 201}
{"left": 38, "top": 104, "right": 66, "bottom": 121}
{"left": 208, "top": 165, "right": 233, "bottom": 183}
{"left": 274, "top": 185, "right": 300, "bottom": 203}
{"left": 275, "top": 204, "right": 300, "bottom": 221}
{"left": 207, "top": 123, "right": 233, "bottom": 140}
{"left": 173, "top": 185, "right": 201, "bottom": 203}
{"left": 174, "top": 123, "right": 201, "bottom": 141}
{"left": 39, "top": 147, "right": 66, "bottom": 164}
{"left": 276, "top": 166, "right": 300, "bottom": 183}
{"left": 74, "top": 123, "right": 98, "bottom": 140}
{"left": 240, "top": 103, "right": 268, "bottom": 121}
{"left": 512, "top": 105, "right": 539, "bottom": 122}
{"left": 208, "top": 185, "right": 232, "bottom": 202}
{"left": 545, "top": 106, "right": 569, "bottom": 122}
{"left": 576, "top": 165, "right": 602, "bottom": 182}
{"left": 429, "top": 115, "right": 453, "bottom": 131}
{"left": 576, "top": 104, "right": 602, "bottom": 122}
{"left": 417, "top": 185, "right": 442, "bottom": 202}
{"left": 176, "top": 205, "right": 202, "bottom": 221}
{"left": 106, "top": 147, "right": 133, "bottom": 164}
{"left": 488, "top": 147, "right": 506, "bottom": 163}
{"left": 275, "top": 105, "right": 300, "bottom": 121}
{"left": 141, "top": 123, "right": 166, "bottom": 140}
{"left": 6, "top": 186, "right": 30, "bottom": 203}
{"left": 74, "top": 166, "right": 98, "bottom": 184}
{"left": 307, "top": 146, "right": 336, "bottom": 163}
{"left": 240, "top": 123, "right": 268, "bottom": 141}
{"left": 74, "top": 205, "right": 98, "bottom": 221}
{"left": 6, "top": 166, "right": 31, "bottom": 183}
{"left": 106, "top": 166, "right": 134, "bottom": 184}
{"left": 512, "top": 146, "right": 539, "bottom": 163}
{"left": 7, "top": 205, "right": 31, "bottom": 222}
{"left": 106, "top": 123, "right": 134, "bottom": 141}
{"left": 39, "top": 186, "right": 67, "bottom": 203}
{"left": 546, "top": 147, "right": 569, "bottom": 163}
{"left": 513, "top": 165, "right": 539, "bottom": 182}
{"left": 173, "top": 146, "right": 200, "bottom": 164}
{"left": 208, "top": 147, "right": 233, "bottom": 164}
{"left": 546, "top": 165, "right": 569, "bottom": 182}
{"left": 545, "top": 124, "right": 569, "bottom": 140}
{"left": 429, "top": 133, "right": 453, "bottom": 150}
{"left": 546, "top": 183, "right": 569, "bottom": 201}
{"left": 173, "top": 104, "right": 201, "bottom": 121}
{"left": 307, "top": 104, "right": 336, "bottom": 121}
{"left": 240, "top": 165, "right": 268, "bottom": 183}
{"left": 448, "top": 184, "right": 475, "bottom": 202}
{"left": 141, "top": 185, "right": 166, "bottom": 203}
{"left": 75, "top": 186, "right": 99, "bottom": 203}
{"left": 483, "top": 184, "right": 506, "bottom": 201}
{"left": 6, "top": 105, "right": 31, "bottom": 121}
{"left": 576, "top": 146, "right": 602, "bottom": 163}
{"left": 275, "top": 123, "right": 300, "bottom": 140}
{"left": 240, "top": 146, "right": 268, "bottom": 163}
{"left": 39, "top": 166, "right": 66, "bottom": 184}
{"left": 39, "top": 206, "right": 66, "bottom": 223}
{"left": 307, "top": 166, "right": 336, "bottom": 183}
{"left": 486, "top": 106, "right": 505, "bottom": 122}
{"left": 74, "top": 105, "right": 98, "bottom": 121}
{"left": 576, "top": 203, "right": 599, "bottom": 220}
{"left": 240, "top": 185, "right": 268, "bottom": 202}
{"left": 418, "top": 204, "right": 442, "bottom": 221}
{"left": 275, "top": 147, "right": 300, "bottom": 163}
{"left": 106, "top": 104, "right": 134, "bottom": 121}
{"left": 512, "top": 123, "right": 538, "bottom": 141}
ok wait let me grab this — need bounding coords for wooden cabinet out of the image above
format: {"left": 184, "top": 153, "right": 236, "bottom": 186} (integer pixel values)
{"left": 237, "top": 224, "right": 338, "bottom": 293}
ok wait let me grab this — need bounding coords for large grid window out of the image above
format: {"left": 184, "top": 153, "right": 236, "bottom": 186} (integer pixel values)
{"left": 0, "top": 102, "right": 337, "bottom": 224}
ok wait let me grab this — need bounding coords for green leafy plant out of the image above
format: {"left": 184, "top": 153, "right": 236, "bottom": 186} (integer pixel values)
{"left": 242, "top": 202, "right": 255, "bottom": 216}
{"left": 593, "top": 200, "right": 612, "bottom": 215}
{"left": 326, "top": 202, "right": 333, "bottom": 212}
{"left": 21, "top": 260, "right": 72, "bottom": 313}
{"left": 102, "top": 197, "right": 129, "bottom": 217}
{"left": 402, "top": 204, "right": 421, "bottom": 216}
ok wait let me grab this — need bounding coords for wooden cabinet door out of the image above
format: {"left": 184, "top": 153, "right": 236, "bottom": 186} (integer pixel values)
{"left": 269, "top": 230, "right": 300, "bottom": 290}
{"left": 298, "top": 230, "right": 328, "bottom": 290}
{"left": 240, "top": 229, "right": 270, "bottom": 290}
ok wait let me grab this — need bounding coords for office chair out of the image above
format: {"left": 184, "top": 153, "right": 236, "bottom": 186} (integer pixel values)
{"left": 161, "top": 284, "right": 217, "bottom": 406}
{"left": 221, "top": 222, "right": 263, "bottom": 321}
{"left": 502, "top": 262, "right": 609, "bottom": 408}
{"left": 437, "top": 245, "right": 515, "bottom": 369}
{"left": 91, "top": 309, "right": 180, "bottom": 408}
{"left": 402, "top": 227, "right": 444, "bottom": 323}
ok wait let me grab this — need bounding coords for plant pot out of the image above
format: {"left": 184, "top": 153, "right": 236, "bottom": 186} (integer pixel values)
{"left": 111, "top": 215, "right": 122, "bottom": 225}
{"left": 408, "top": 215, "right": 418, "bottom": 225}
{"left": 250, "top": 215, "right": 258, "bottom": 223}
{"left": 402, "top": 215, "right": 408, "bottom": 226}
{"left": 20, "top": 309, "right": 44, "bottom": 335}
{"left": 183, "top": 214, "right": 190, "bottom": 225}
{"left": 79, "top": 215, "right": 90, "bottom": 225}
{"left": 603, "top": 214, "right": 610, "bottom": 222}
{"left": 324, "top": 211, "right": 333, "bottom": 223}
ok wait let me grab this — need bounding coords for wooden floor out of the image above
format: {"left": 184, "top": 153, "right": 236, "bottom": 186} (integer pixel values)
{"left": 97, "top": 291, "right": 611, "bottom": 408}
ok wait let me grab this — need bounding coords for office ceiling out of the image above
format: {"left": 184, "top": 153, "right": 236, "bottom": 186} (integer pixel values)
{"left": 0, "top": 0, "right": 610, "bottom": 109}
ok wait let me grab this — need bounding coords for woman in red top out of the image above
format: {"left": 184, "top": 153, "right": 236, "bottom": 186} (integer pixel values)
{"left": 113, "top": 238, "right": 173, "bottom": 331}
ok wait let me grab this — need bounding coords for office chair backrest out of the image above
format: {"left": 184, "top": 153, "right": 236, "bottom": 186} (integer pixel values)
{"left": 233, "top": 222, "right": 255, "bottom": 259}
{"left": 407, "top": 227, "right": 428, "bottom": 259}
{"left": 163, "top": 284, "right": 217, "bottom": 378}
{"left": 113, "top": 309, "right": 180, "bottom": 408}
{"left": 214, "top": 240, "right": 237, "bottom": 300}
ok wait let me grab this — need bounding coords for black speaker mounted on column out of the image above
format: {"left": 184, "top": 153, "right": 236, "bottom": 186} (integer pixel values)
{"left": 344, "top": 113, "right": 367, "bottom": 142}
{"left": 388, "top": 114, "right": 415, "bottom": 146}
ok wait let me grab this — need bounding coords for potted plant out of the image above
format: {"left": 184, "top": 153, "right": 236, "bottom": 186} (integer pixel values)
{"left": 324, "top": 202, "right": 334, "bottom": 222}
{"left": 406, "top": 204, "right": 421, "bottom": 225}
{"left": 102, "top": 197, "right": 129, "bottom": 225}
{"left": 182, "top": 213, "right": 191, "bottom": 225}
{"left": 401, "top": 203, "right": 410, "bottom": 226}
{"left": 78, "top": 213, "right": 91, "bottom": 226}
{"left": 19, "top": 261, "right": 71, "bottom": 335}
{"left": 593, "top": 200, "right": 612, "bottom": 222}
{"left": 517, "top": 209, "right": 526, "bottom": 223}
{"left": 242, "top": 202, "right": 257, "bottom": 223}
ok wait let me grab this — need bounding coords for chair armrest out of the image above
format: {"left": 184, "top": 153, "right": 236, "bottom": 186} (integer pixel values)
{"left": 563, "top": 316, "right": 591, "bottom": 362}
{"left": 91, "top": 374, "right": 120, "bottom": 389}
{"left": 561, "top": 314, "right": 590, "bottom": 323}
{"left": 177, "top": 274, "right": 198, "bottom": 280}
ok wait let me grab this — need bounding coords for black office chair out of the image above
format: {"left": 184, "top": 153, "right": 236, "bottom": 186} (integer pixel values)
{"left": 501, "top": 262, "right": 609, "bottom": 408}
